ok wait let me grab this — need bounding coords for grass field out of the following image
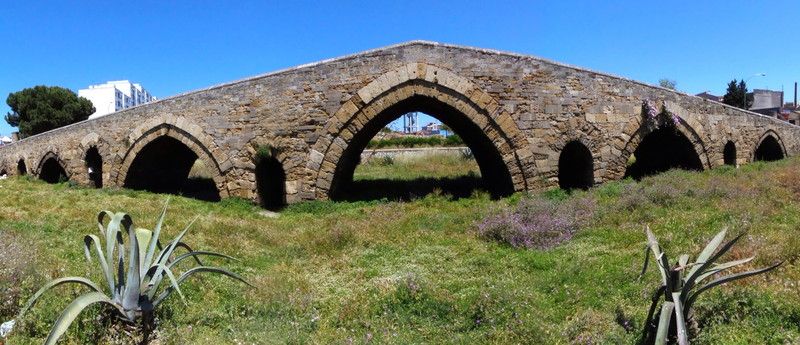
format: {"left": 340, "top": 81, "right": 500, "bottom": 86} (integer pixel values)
{"left": 3, "top": 157, "right": 800, "bottom": 344}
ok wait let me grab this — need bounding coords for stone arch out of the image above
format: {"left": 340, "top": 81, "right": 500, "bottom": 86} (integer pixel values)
{"left": 753, "top": 130, "right": 786, "bottom": 162}
{"left": 85, "top": 146, "right": 103, "bottom": 188}
{"left": 616, "top": 111, "right": 711, "bottom": 179}
{"left": 723, "top": 141, "right": 737, "bottom": 166}
{"left": 16, "top": 158, "right": 27, "bottom": 176}
{"left": 308, "top": 62, "right": 531, "bottom": 200}
{"left": 77, "top": 133, "right": 111, "bottom": 188}
{"left": 558, "top": 140, "right": 595, "bottom": 190}
{"left": 244, "top": 138, "right": 294, "bottom": 210}
{"left": 113, "top": 122, "right": 230, "bottom": 200}
{"left": 36, "top": 152, "right": 70, "bottom": 183}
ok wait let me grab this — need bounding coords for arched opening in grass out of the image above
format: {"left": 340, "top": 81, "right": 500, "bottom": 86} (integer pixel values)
{"left": 624, "top": 128, "right": 703, "bottom": 180}
{"left": 754, "top": 135, "right": 784, "bottom": 162}
{"left": 16, "top": 159, "right": 26, "bottom": 176}
{"left": 85, "top": 146, "right": 103, "bottom": 188}
{"left": 723, "top": 141, "right": 736, "bottom": 166}
{"left": 558, "top": 141, "right": 593, "bottom": 191}
{"left": 330, "top": 95, "right": 513, "bottom": 202}
{"left": 39, "top": 157, "right": 68, "bottom": 184}
{"left": 124, "top": 136, "right": 220, "bottom": 201}
{"left": 255, "top": 146, "right": 286, "bottom": 210}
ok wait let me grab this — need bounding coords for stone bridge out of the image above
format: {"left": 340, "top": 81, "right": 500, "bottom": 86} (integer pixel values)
{"left": 0, "top": 41, "right": 796, "bottom": 206}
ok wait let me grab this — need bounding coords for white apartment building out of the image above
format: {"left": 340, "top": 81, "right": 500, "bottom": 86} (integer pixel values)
{"left": 78, "top": 80, "right": 157, "bottom": 119}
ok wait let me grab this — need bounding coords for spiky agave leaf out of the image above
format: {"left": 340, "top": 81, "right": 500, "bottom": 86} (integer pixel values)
{"left": 654, "top": 301, "right": 674, "bottom": 345}
{"left": 148, "top": 216, "right": 200, "bottom": 292}
{"left": 119, "top": 213, "right": 140, "bottom": 319}
{"left": 693, "top": 256, "right": 754, "bottom": 284}
{"left": 135, "top": 228, "right": 153, "bottom": 279}
{"left": 142, "top": 263, "right": 186, "bottom": 304}
{"left": 18, "top": 277, "right": 105, "bottom": 317}
{"left": 683, "top": 227, "right": 728, "bottom": 282}
{"left": 672, "top": 292, "right": 689, "bottom": 345}
{"left": 152, "top": 266, "right": 253, "bottom": 306}
{"left": 147, "top": 250, "right": 238, "bottom": 301}
{"left": 83, "top": 234, "right": 114, "bottom": 296}
{"left": 143, "top": 199, "right": 170, "bottom": 274}
{"left": 685, "top": 260, "right": 783, "bottom": 312}
{"left": 642, "top": 227, "right": 668, "bottom": 285}
{"left": 679, "top": 232, "right": 745, "bottom": 304}
{"left": 43, "top": 292, "right": 125, "bottom": 345}
{"left": 168, "top": 251, "right": 238, "bottom": 268}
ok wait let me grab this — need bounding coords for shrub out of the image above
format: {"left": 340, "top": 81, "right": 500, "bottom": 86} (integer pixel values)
{"left": 474, "top": 195, "right": 596, "bottom": 250}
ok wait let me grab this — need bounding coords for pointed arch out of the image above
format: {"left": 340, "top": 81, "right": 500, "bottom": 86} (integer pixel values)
{"left": 113, "top": 123, "right": 230, "bottom": 200}
{"left": 753, "top": 130, "right": 786, "bottom": 162}
{"left": 616, "top": 112, "right": 711, "bottom": 179}
{"left": 36, "top": 152, "right": 69, "bottom": 183}
{"left": 308, "top": 62, "right": 532, "bottom": 200}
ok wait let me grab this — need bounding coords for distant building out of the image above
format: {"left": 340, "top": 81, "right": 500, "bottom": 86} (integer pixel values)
{"left": 421, "top": 122, "right": 441, "bottom": 132}
{"left": 749, "top": 89, "right": 783, "bottom": 117}
{"left": 78, "top": 80, "right": 157, "bottom": 119}
{"left": 695, "top": 91, "right": 722, "bottom": 102}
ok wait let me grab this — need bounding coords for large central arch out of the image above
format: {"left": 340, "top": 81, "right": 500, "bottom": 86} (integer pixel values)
{"left": 310, "top": 63, "right": 531, "bottom": 200}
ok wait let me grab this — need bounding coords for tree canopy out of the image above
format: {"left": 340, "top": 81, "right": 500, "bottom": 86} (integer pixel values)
{"left": 659, "top": 78, "right": 677, "bottom": 90}
{"left": 722, "top": 79, "right": 753, "bottom": 109}
{"left": 5, "top": 85, "right": 95, "bottom": 138}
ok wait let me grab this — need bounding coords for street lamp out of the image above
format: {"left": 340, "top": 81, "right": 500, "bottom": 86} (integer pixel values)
{"left": 743, "top": 73, "right": 766, "bottom": 109}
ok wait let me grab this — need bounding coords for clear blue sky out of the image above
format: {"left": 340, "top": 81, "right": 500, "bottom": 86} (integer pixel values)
{"left": 2, "top": 0, "right": 798, "bottom": 137}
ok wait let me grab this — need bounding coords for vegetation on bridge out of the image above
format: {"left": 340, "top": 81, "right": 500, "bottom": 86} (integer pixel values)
{"left": 3, "top": 158, "right": 800, "bottom": 343}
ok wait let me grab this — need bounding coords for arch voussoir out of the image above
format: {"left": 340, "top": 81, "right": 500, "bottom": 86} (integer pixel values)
{"left": 308, "top": 62, "right": 530, "bottom": 200}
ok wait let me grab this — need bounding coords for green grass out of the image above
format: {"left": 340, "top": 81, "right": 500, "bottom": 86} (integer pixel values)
{"left": 354, "top": 150, "right": 479, "bottom": 181}
{"left": 3, "top": 158, "right": 800, "bottom": 344}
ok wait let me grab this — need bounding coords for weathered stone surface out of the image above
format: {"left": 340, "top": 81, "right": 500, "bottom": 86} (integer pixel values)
{"left": 0, "top": 41, "right": 798, "bottom": 204}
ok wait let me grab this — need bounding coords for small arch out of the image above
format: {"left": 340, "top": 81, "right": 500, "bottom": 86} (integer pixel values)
{"left": 723, "top": 141, "right": 737, "bottom": 166}
{"left": 85, "top": 146, "right": 103, "bottom": 188}
{"left": 754, "top": 133, "right": 785, "bottom": 162}
{"left": 255, "top": 146, "right": 286, "bottom": 210}
{"left": 38, "top": 154, "right": 69, "bottom": 184}
{"left": 0, "top": 169, "right": 7, "bottom": 177}
{"left": 625, "top": 127, "right": 704, "bottom": 180}
{"left": 558, "top": 141, "right": 594, "bottom": 190}
{"left": 16, "top": 159, "right": 26, "bottom": 176}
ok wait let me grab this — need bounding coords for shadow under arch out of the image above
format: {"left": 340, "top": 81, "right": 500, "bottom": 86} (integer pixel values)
{"left": 17, "top": 159, "right": 27, "bottom": 176}
{"left": 558, "top": 140, "right": 594, "bottom": 190}
{"left": 37, "top": 152, "right": 69, "bottom": 184}
{"left": 116, "top": 124, "right": 227, "bottom": 202}
{"left": 624, "top": 126, "right": 705, "bottom": 180}
{"left": 754, "top": 131, "right": 786, "bottom": 162}
{"left": 254, "top": 147, "right": 286, "bottom": 210}
{"left": 85, "top": 146, "right": 103, "bottom": 188}
{"left": 328, "top": 93, "right": 514, "bottom": 201}
{"left": 723, "top": 141, "right": 737, "bottom": 166}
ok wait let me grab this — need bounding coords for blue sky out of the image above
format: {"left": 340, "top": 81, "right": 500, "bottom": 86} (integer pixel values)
{"left": 1, "top": 0, "right": 798, "bottom": 137}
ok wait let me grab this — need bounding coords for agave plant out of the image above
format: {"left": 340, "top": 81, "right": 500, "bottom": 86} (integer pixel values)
{"left": 639, "top": 226, "right": 782, "bottom": 345}
{"left": 2, "top": 199, "right": 251, "bottom": 345}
